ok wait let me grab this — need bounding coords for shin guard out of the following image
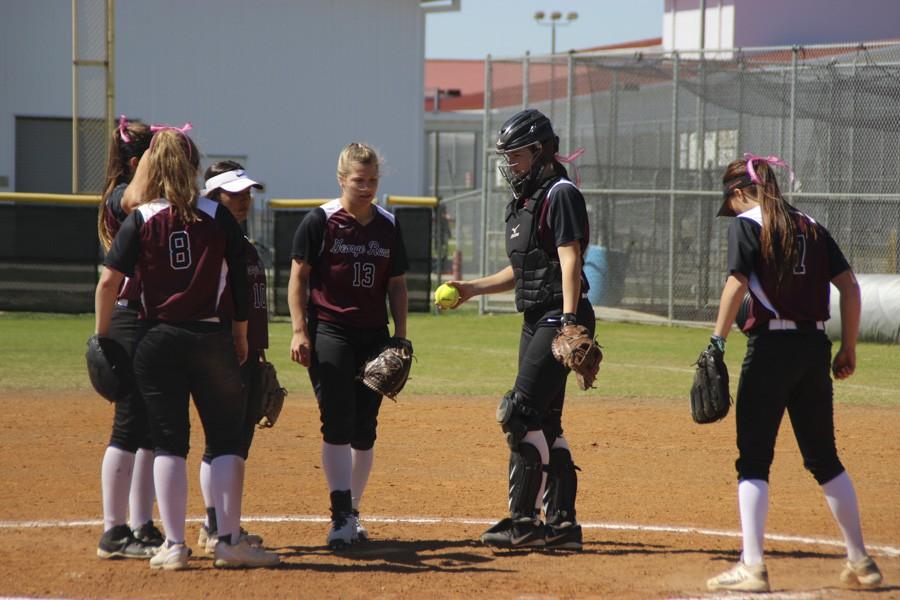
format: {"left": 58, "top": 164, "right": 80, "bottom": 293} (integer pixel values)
{"left": 508, "top": 442, "right": 543, "bottom": 520}
{"left": 543, "top": 447, "right": 578, "bottom": 526}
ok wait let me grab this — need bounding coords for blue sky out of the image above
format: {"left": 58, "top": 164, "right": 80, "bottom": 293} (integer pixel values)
{"left": 425, "top": 0, "right": 664, "bottom": 59}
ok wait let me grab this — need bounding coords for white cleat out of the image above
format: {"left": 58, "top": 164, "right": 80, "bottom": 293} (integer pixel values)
{"left": 840, "top": 555, "right": 883, "bottom": 588}
{"left": 213, "top": 538, "right": 279, "bottom": 568}
{"left": 149, "top": 543, "right": 190, "bottom": 571}
{"left": 707, "top": 560, "right": 770, "bottom": 592}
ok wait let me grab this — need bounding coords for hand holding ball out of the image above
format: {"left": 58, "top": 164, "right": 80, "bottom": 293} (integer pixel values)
{"left": 434, "top": 283, "right": 460, "bottom": 310}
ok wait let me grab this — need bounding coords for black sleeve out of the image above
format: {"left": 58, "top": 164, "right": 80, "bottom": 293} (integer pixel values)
{"left": 105, "top": 183, "right": 128, "bottom": 223}
{"left": 217, "top": 206, "right": 249, "bottom": 322}
{"left": 103, "top": 210, "right": 144, "bottom": 277}
{"left": 547, "top": 184, "right": 589, "bottom": 247}
{"left": 291, "top": 208, "right": 326, "bottom": 264}
{"left": 824, "top": 227, "right": 851, "bottom": 278}
{"left": 390, "top": 220, "right": 409, "bottom": 277}
{"left": 727, "top": 218, "right": 761, "bottom": 277}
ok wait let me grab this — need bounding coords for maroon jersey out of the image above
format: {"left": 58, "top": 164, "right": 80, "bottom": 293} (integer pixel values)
{"left": 728, "top": 206, "right": 850, "bottom": 331}
{"left": 105, "top": 196, "right": 248, "bottom": 323}
{"left": 218, "top": 238, "right": 269, "bottom": 351}
{"left": 291, "top": 199, "right": 408, "bottom": 328}
{"left": 103, "top": 183, "right": 142, "bottom": 302}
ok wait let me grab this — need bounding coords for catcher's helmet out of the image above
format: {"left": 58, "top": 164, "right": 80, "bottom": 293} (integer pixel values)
{"left": 496, "top": 109, "right": 558, "bottom": 199}
{"left": 85, "top": 334, "right": 135, "bottom": 402}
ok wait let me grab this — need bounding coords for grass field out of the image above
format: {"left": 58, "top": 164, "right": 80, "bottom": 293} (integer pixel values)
{"left": 1, "top": 311, "right": 897, "bottom": 405}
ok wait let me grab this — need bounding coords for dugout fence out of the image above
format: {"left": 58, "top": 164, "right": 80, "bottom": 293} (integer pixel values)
{"left": 468, "top": 42, "right": 900, "bottom": 322}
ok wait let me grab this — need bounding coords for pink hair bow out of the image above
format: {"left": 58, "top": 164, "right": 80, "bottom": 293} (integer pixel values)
{"left": 149, "top": 122, "right": 194, "bottom": 157}
{"left": 744, "top": 153, "right": 795, "bottom": 187}
{"left": 555, "top": 147, "right": 585, "bottom": 187}
{"left": 118, "top": 114, "right": 131, "bottom": 143}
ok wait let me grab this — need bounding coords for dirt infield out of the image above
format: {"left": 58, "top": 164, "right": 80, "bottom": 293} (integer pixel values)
{"left": 0, "top": 392, "right": 897, "bottom": 599}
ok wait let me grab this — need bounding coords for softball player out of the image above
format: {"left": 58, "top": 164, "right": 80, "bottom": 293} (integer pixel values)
{"left": 705, "top": 155, "right": 882, "bottom": 592}
{"left": 288, "top": 142, "right": 409, "bottom": 550}
{"left": 95, "top": 116, "right": 163, "bottom": 559}
{"left": 196, "top": 160, "right": 266, "bottom": 554}
{"left": 446, "top": 109, "right": 593, "bottom": 551}
{"left": 95, "top": 127, "right": 278, "bottom": 570}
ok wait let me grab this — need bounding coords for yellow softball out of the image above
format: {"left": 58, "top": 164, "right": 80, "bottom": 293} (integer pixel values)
{"left": 433, "top": 283, "right": 460, "bottom": 309}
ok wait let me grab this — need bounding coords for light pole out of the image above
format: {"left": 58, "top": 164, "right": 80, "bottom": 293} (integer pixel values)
{"left": 534, "top": 11, "right": 577, "bottom": 118}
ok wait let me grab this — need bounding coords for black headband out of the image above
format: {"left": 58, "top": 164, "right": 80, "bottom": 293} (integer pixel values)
{"left": 722, "top": 174, "right": 756, "bottom": 198}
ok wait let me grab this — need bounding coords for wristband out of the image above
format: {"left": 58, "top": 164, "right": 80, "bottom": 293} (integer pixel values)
{"left": 561, "top": 313, "right": 577, "bottom": 326}
{"left": 710, "top": 335, "right": 726, "bottom": 354}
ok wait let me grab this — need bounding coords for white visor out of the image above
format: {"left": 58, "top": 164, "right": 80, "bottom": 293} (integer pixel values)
{"left": 201, "top": 169, "right": 263, "bottom": 196}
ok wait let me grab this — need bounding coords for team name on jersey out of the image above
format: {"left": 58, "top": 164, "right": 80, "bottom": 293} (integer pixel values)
{"left": 329, "top": 238, "right": 391, "bottom": 258}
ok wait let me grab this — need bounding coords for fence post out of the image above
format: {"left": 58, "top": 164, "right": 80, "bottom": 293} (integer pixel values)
{"left": 479, "top": 54, "right": 493, "bottom": 315}
{"left": 789, "top": 46, "right": 798, "bottom": 192}
{"left": 522, "top": 51, "right": 530, "bottom": 109}
{"left": 668, "top": 52, "right": 680, "bottom": 325}
{"left": 566, "top": 52, "right": 575, "bottom": 153}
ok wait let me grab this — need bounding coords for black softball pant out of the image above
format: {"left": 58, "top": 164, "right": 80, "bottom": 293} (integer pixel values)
{"left": 515, "top": 298, "right": 595, "bottom": 442}
{"left": 107, "top": 305, "right": 153, "bottom": 452}
{"left": 202, "top": 350, "right": 262, "bottom": 463}
{"left": 133, "top": 322, "right": 246, "bottom": 459}
{"left": 735, "top": 331, "right": 844, "bottom": 484}
{"left": 308, "top": 319, "right": 389, "bottom": 449}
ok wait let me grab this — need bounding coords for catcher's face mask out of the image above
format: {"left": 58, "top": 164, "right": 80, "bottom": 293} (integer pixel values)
{"left": 497, "top": 143, "right": 543, "bottom": 199}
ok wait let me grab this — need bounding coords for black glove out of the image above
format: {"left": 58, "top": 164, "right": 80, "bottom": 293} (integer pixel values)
{"left": 690, "top": 336, "right": 731, "bottom": 424}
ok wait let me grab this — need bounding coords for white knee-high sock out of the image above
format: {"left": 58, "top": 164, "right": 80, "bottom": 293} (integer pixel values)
{"left": 211, "top": 454, "right": 245, "bottom": 545}
{"left": 199, "top": 460, "right": 214, "bottom": 525}
{"left": 101, "top": 446, "right": 135, "bottom": 531}
{"left": 129, "top": 448, "right": 155, "bottom": 528}
{"left": 351, "top": 448, "right": 374, "bottom": 511}
{"left": 322, "top": 442, "right": 352, "bottom": 492}
{"left": 822, "top": 471, "right": 867, "bottom": 562}
{"left": 522, "top": 430, "right": 550, "bottom": 513}
{"left": 154, "top": 455, "right": 187, "bottom": 544}
{"left": 551, "top": 436, "right": 570, "bottom": 451}
{"left": 738, "top": 479, "right": 768, "bottom": 566}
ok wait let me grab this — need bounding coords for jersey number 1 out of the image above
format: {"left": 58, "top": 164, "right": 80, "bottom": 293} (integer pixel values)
{"left": 794, "top": 233, "right": 807, "bottom": 275}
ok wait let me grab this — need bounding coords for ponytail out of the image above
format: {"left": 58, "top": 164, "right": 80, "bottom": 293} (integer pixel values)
{"left": 142, "top": 129, "right": 200, "bottom": 225}
{"left": 97, "top": 117, "right": 151, "bottom": 251}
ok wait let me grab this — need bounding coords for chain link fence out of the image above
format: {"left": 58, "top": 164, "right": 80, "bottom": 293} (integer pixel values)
{"left": 466, "top": 42, "right": 900, "bottom": 321}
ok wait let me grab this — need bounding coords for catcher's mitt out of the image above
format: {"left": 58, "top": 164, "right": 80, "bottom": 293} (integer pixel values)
{"left": 256, "top": 361, "right": 287, "bottom": 428}
{"left": 551, "top": 324, "right": 603, "bottom": 390}
{"left": 359, "top": 337, "right": 413, "bottom": 400}
{"left": 690, "top": 341, "right": 731, "bottom": 424}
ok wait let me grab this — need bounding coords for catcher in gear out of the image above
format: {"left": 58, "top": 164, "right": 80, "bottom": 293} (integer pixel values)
{"left": 704, "top": 155, "right": 882, "bottom": 592}
{"left": 441, "top": 109, "right": 596, "bottom": 551}
{"left": 289, "top": 142, "right": 409, "bottom": 550}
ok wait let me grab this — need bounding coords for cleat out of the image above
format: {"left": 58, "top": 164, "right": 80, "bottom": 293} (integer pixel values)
{"left": 545, "top": 522, "right": 582, "bottom": 551}
{"left": 351, "top": 510, "right": 369, "bottom": 542}
{"left": 480, "top": 517, "right": 545, "bottom": 550}
{"left": 97, "top": 524, "right": 156, "bottom": 559}
{"left": 132, "top": 520, "right": 165, "bottom": 549}
{"left": 327, "top": 515, "right": 354, "bottom": 550}
{"left": 840, "top": 555, "right": 882, "bottom": 588}
{"left": 213, "top": 538, "right": 279, "bottom": 568}
{"left": 149, "top": 542, "right": 190, "bottom": 570}
{"left": 707, "top": 560, "right": 770, "bottom": 592}
{"left": 200, "top": 524, "right": 262, "bottom": 555}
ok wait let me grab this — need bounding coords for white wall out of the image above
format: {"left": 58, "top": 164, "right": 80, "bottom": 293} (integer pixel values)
{"left": 0, "top": 0, "right": 426, "bottom": 198}
{"left": 664, "top": 0, "right": 900, "bottom": 51}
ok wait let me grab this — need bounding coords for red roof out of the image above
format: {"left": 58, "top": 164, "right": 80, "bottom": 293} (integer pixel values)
{"left": 424, "top": 38, "right": 663, "bottom": 111}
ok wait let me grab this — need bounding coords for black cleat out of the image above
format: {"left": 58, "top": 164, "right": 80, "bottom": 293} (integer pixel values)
{"left": 132, "top": 520, "right": 165, "bottom": 549}
{"left": 480, "top": 517, "right": 545, "bottom": 549}
{"left": 544, "top": 522, "right": 582, "bottom": 550}
{"left": 97, "top": 524, "right": 156, "bottom": 559}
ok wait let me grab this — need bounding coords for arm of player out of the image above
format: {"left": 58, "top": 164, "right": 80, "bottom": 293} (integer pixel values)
{"left": 831, "top": 268, "right": 860, "bottom": 379}
{"left": 557, "top": 241, "right": 582, "bottom": 315}
{"left": 94, "top": 266, "right": 125, "bottom": 336}
{"left": 287, "top": 259, "right": 313, "bottom": 367}
{"left": 387, "top": 274, "right": 408, "bottom": 339}
{"left": 446, "top": 265, "right": 515, "bottom": 306}
{"left": 121, "top": 152, "right": 151, "bottom": 214}
{"left": 712, "top": 272, "right": 749, "bottom": 341}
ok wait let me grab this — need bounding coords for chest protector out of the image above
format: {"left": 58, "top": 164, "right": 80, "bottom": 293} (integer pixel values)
{"left": 506, "top": 177, "right": 563, "bottom": 312}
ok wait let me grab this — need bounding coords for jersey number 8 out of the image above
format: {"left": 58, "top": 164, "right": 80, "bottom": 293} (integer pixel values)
{"left": 169, "top": 231, "right": 192, "bottom": 270}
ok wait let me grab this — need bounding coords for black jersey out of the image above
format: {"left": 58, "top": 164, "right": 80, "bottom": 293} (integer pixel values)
{"left": 291, "top": 199, "right": 408, "bottom": 328}
{"left": 103, "top": 183, "right": 141, "bottom": 302}
{"left": 218, "top": 238, "right": 268, "bottom": 351}
{"left": 104, "top": 196, "right": 249, "bottom": 323}
{"left": 728, "top": 206, "right": 850, "bottom": 331}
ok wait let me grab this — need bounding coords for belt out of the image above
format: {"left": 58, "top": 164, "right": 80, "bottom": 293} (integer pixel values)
{"left": 767, "top": 319, "right": 825, "bottom": 331}
{"left": 116, "top": 299, "right": 141, "bottom": 310}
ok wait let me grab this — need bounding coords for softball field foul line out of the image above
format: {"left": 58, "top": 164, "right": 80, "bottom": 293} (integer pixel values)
{"left": 1, "top": 515, "right": 897, "bottom": 558}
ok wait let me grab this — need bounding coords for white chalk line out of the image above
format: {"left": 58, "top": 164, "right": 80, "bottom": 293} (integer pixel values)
{"left": 1, "top": 514, "right": 897, "bottom": 558}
